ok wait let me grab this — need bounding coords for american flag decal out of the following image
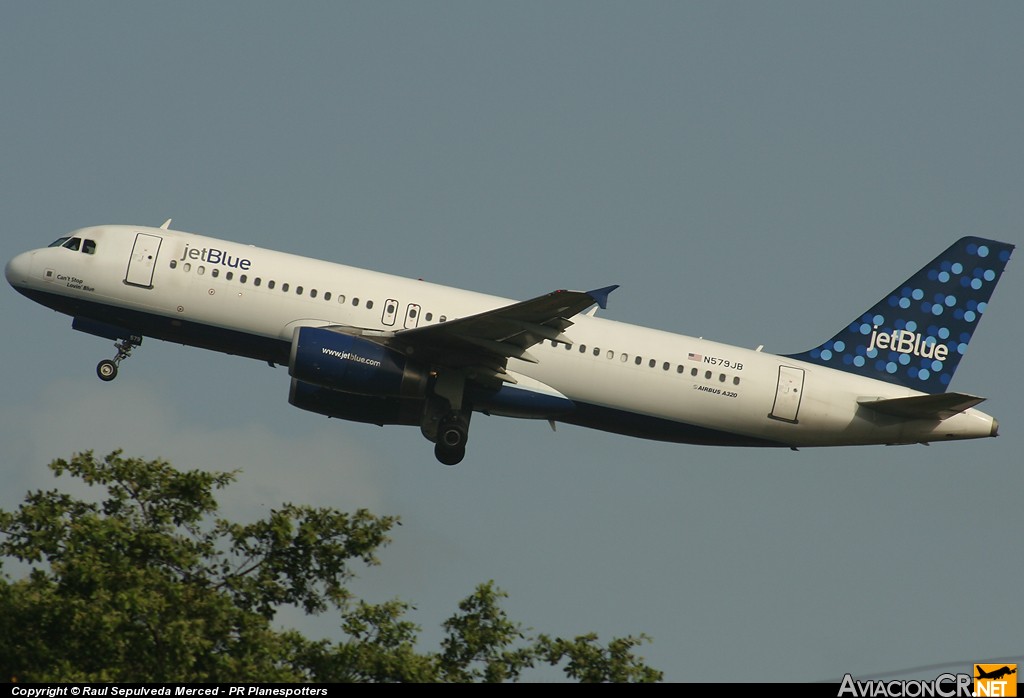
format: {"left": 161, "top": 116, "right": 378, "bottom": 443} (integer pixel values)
{"left": 688, "top": 352, "right": 703, "bottom": 362}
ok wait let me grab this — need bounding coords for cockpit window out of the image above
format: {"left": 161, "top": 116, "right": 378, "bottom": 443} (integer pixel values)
{"left": 47, "top": 236, "right": 95, "bottom": 253}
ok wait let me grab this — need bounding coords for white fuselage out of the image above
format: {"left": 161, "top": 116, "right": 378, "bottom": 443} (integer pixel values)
{"left": 5, "top": 225, "right": 998, "bottom": 448}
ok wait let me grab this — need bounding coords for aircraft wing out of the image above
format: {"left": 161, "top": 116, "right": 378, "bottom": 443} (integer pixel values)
{"left": 857, "top": 392, "right": 986, "bottom": 420}
{"left": 386, "top": 286, "right": 617, "bottom": 381}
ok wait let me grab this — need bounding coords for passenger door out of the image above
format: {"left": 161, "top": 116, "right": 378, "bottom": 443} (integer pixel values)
{"left": 770, "top": 366, "right": 805, "bottom": 422}
{"left": 124, "top": 232, "right": 162, "bottom": 288}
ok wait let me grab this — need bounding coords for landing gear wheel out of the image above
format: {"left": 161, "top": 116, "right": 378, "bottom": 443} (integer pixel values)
{"left": 434, "top": 442, "right": 466, "bottom": 466}
{"left": 95, "top": 335, "right": 141, "bottom": 382}
{"left": 433, "top": 417, "right": 468, "bottom": 465}
{"left": 96, "top": 359, "right": 118, "bottom": 382}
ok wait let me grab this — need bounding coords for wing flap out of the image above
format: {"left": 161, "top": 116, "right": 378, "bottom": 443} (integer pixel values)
{"left": 857, "top": 392, "right": 986, "bottom": 420}
{"left": 461, "top": 336, "right": 541, "bottom": 363}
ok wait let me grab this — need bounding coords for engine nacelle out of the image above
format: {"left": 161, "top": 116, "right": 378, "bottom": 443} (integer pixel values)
{"left": 289, "top": 379, "right": 423, "bottom": 426}
{"left": 289, "top": 327, "right": 428, "bottom": 398}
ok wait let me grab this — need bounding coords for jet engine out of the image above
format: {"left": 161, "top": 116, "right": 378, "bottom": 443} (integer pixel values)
{"left": 288, "top": 378, "right": 423, "bottom": 426}
{"left": 288, "top": 327, "right": 428, "bottom": 398}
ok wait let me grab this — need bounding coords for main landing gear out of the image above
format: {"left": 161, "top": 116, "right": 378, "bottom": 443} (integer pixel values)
{"left": 421, "top": 389, "right": 472, "bottom": 466}
{"left": 434, "top": 412, "right": 470, "bottom": 466}
{"left": 96, "top": 337, "right": 141, "bottom": 382}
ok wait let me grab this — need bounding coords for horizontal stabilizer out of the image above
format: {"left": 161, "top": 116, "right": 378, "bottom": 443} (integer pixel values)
{"left": 858, "top": 392, "right": 986, "bottom": 420}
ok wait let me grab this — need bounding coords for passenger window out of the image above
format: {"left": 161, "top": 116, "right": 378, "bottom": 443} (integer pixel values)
{"left": 425, "top": 312, "right": 433, "bottom": 321}
{"left": 211, "top": 268, "right": 219, "bottom": 278}
{"left": 649, "top": 359, "right": 656, "bottom": 368}
{"left": 620, "top": 353, "right": 628, "bottom": 362}
{"left": 733, "top": 377, "right": 740, "bottom": 385}
{"left": 83, "top": 239, "right": 97, "bottom": 254}
{"left": 635, "top": 356, "right": 642, "bottom": 365}
{"left": 337, "top": 294, "right": 346, "bottom": 304}
{"left": 268, "top": 280, "right": 275, "bottom": 289}
{"left": 593, "top": 348, "right": 600, "bottom": 356}
{"left": 197, "top": 266, "right": 205, "bottom": 276}
{"left": 296, "top": 286, "right": 303, "bottom": 295}
{"left": 310, "top": 289, "right": 317, "bottom": 298}
{"left": 282, "top": 283, "right": 289, "bottom": 292}
{"left": 677, "top": 365, "right": 684, "bottom": 373}
{"left": 366, "top": 300, "right": 374, "bottom": 309}
{"left": 170, "top": 260, "right": 177, "bottom": 269}
{"left": 240, "top": 274, "right": 247, "bottom": 284}
{"left": 324, "top": 291, "right": 331, "bottom": 301}
{"left": 719, "top": 374, "right": 726, "bottom": 382}
{"left": 691, "top": 367, "right": 698, "bottom": 377}
{"left": 353, "top": 298, "right": 360, "bottom": 307}
{"left": 579, "top": 345, "right": 587, "bottom": 353}
{"left": 226, "top": 271, "right": 234, "bottom": 281}
{"left": 254, "top": 277, "right": 261, "bottom": 286}
{"left": 183, "top": 263, "right": 191, "bottom": 272}
{"left": 439, "top": 315, "right": 446, "bottom": 322}
{"left": 663, "top": 362, "right": 670, "bottom": 371}
{"left": 606, "top": 350, "right": 614, "bottom": 360}
{"left": 705, "top": 370, "right": 712, "bottom": 379}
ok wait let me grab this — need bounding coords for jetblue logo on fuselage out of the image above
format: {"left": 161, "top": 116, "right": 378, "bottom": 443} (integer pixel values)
{"left": 866, "top": 327, "right": 950, "bottom": 362}
{"left": 180, "top": 244, "right": 252, "bottom": 270}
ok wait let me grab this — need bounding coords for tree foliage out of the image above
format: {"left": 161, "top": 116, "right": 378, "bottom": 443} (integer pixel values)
{"left": 0, "top": 451, "right": 661, "bottom": 682}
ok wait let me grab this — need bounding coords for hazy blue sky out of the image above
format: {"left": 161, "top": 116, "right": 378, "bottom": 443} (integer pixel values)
{"left": 2, "top": 2, "right": 1021, "bottom": 682}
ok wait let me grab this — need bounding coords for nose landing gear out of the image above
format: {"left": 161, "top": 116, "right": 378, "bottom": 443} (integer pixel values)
{"left": 96, "top": 337, "right": 140, "bottom": 382}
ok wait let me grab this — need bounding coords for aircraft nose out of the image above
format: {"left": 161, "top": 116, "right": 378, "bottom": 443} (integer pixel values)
{"left": 5, "top": 251, "right": 34, "bottom": 287}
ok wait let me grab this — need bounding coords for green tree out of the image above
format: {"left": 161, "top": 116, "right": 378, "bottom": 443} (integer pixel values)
{"left": 0, "top": 451, "right": 661, "bottom": 682}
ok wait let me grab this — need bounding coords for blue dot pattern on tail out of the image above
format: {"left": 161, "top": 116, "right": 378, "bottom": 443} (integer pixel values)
{"left": 785, "top": 237, "right": 1015, "bottom": 394}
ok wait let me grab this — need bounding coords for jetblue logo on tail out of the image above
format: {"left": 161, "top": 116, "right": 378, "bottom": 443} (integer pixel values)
{"left": 867, "top": 328, "right": 949, "bottom": 362}
{"left": 786, "top": 237, "right": 1014, "bottom": 394}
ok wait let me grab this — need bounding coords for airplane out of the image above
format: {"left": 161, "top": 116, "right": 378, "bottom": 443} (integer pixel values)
{"left": 4, "top": 222, "right": 1015, "bottom": 465}
{"left": 976, "top": 666, "right": 1017, "bottom": 681}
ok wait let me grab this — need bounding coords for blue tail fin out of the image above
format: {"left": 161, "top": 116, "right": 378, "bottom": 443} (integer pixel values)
{"left": 785, "top": 237, "right": 1014, "bottom": 393}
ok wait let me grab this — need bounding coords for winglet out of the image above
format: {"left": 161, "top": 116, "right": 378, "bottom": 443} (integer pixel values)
{"left": 586, "top": 285, "right": 619, "bottom": 310}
